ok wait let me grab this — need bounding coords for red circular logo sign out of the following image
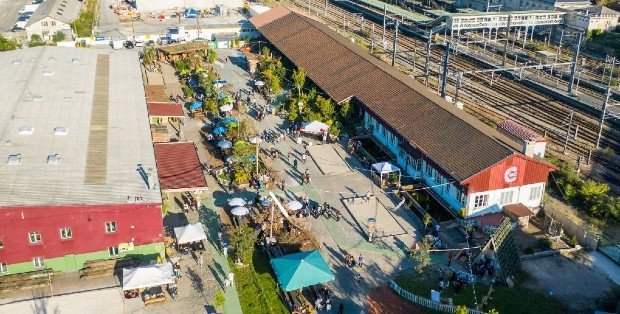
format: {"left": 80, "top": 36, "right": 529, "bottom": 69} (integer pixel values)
{"left": 504, "top": 166, "right": 518, "bottom": 183}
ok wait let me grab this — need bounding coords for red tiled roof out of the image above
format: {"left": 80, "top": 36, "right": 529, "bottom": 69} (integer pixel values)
{"left": 498, "top": 120, "right": 546, "bottom": 142}
{"left": 250, "top": 9, "right": 522, "bottom": 181}
{"left": 503, "top": 203, "right": 535, "bottom": 217}
{"left": 470, "top": 212, "right": 508, "bottom": 228}
{"left": 154, "top": 142, "right": 207, "bottom": 191}
{"left": 148, "top": 102, "right": 185, "bottom": 117}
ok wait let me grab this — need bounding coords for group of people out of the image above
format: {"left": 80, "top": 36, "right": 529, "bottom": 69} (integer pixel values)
{"left": 344, "top": 253, "right": 365, "bottom": 268}
{"left": 314, "top": 287, "right": 333, "bottom": 311}
{"left": 217, "top": 225, "right": 230, "bottom": 257}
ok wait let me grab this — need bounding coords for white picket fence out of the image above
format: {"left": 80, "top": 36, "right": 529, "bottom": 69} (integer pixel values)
{"left": 387, "top": 280, "right": 486, "bottom": 314}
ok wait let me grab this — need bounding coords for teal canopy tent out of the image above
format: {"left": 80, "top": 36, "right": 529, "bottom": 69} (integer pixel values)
{"left": 270, "top": 250, "right": 335, "bottom": 291}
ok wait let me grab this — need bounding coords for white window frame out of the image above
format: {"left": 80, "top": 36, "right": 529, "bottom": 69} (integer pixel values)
{"left": 0, "top": 262, "right": 7, "bottom": 274}
{"left": 33, "top": 257, "right": 45, "bottom": 268}
{"left": 29, "top": 232, "right": 42, "bottom": 244}
{"left": 529, "top": 186, "right": 542, "bottom": 201}
{"left": 108, "top": 246, "right": 119, "bottom": 257}
{"left": 499, "top": 190, "right": 514, "bottom": 205}
{"left": 60, "top": 227, "right": 72, "bottom": 240}
{"left": 473, "top": 194, "right": 489, "bottom": 208}
{"left": 105, "top": 221, "right": 117, "bottom": 234}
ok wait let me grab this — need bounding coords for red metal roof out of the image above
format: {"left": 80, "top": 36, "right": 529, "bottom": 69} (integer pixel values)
{"left": 498, "top": 120, "right": 546, "bottom": 142}
{"left": 503, "top": 203, "right": 535, "bottom": 217}
{"left": 469, "top": 212, "right": 508, "bottom": 228}
{"left": 154, "top": 142, "right": 207, "bottom": 191}
{"left": 148, "top": 102, "right": 185, "bottom": 117}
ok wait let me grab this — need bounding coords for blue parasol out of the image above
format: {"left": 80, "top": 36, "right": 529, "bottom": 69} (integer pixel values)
{"left": 189, "top": 100, "right": 203, "bottom": 110}
{"left": 213, "top": 126, "right": 227, "bottom": 135}
{"left": 222, "top": 117, "right": 237, "bottom": 124}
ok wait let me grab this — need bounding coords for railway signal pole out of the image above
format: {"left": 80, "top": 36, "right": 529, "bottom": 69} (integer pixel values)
{"left": 391, "top": 19, "right": 399, "bottom": 67}
{"left": 441, "top": 42, "right": 451, "bottom": 98}
{"left": 502, "top": 15, "right": 512, "bottom": 66}
{"left": 382, "top": 4, "right": 387, "bottom": 45}
{"left": 595, "top": 87, "right": 619, "bottom": 149}
{"left": 562, "top": 111, "right": 574, "bottom": 154}
{"left": 424, "top": 29, "right": 433, "bottom": 86}
{"left": 568, "top": 32, "right": 583, "bottom": 94}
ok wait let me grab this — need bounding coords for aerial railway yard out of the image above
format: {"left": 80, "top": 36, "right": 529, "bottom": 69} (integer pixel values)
{"left": 282, "top": 0, "right": 620, "bottom": 188}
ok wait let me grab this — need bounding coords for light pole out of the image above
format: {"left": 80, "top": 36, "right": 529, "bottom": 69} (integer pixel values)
{"left": 250, "top": 136, "right": 262, "bottom": 174}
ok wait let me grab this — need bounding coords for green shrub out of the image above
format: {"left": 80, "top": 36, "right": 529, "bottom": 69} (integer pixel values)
{"left": 212, "top": 290, "right": 225, "bottom": 309}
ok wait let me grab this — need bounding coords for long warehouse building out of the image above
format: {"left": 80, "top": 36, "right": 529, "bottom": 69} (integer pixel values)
{"left": 250, "top": 7, "right": 556, "bottom": 218}
{"left": 0, "top": 47, "right": 164, "bottom": 275}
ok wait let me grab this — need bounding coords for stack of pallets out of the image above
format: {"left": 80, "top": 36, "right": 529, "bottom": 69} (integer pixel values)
{"left": 79, "top": 258, "right": 139, "bottom": 279}
{"left": 0, "top": 269, "right": 57, "bottom": 293}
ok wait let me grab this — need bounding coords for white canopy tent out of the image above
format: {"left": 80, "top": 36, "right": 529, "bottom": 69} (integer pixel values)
{"left": 122, "top": 263, "right": 174, "bottom": 291}
{"left": 371, "top": 162, "right": 401, "bottom": 188}
{"left": 300, "top": 121, "right": 329, "bottom": 134}
{"left": 174, "top": 223, "right": 208, "bottom": 244}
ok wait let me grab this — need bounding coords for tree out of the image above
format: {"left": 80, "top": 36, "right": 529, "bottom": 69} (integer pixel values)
{"left": 212, "top": 290, "right": 226, "bottom": 309}
{"left": 203, "top": 99, "right": 218, "bottom": 113}
{"left": 411, "top": 237, "right": 432, "bottom": 273}
{"left": 423, "top": 212, "right": 432, "bottom": 230}
{"left": 455, "top": 305, "right": 468, "bottom": 314}
{"left": 28, "top": 34, "right": 44, "bottom": 47}
{"left": 292, "top": 68, "right": 307, "bottom": 98}
{"left": 230, "top": 225, "right": 256, "bottom": 264}
{"left": 208, "top": 49, "right": 217, "bottom": 64}
{"left": 142, "top": 47, "right": 157, "bottom": 67}
{"left": 314, "top": 95, "right": 335, "bottom": 120}
{"left": 0, "top": 36, "right": 20, "bottom": 51}
{"left": 488, "top": 309, "right": 500, "bottom": 314}
{"left": 52, "top": 31, "right": 66, "bottom": 43}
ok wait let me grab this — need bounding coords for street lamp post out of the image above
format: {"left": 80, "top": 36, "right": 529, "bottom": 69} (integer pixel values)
{"left": 250, "top": 137, "right": 262, "bottom": 174}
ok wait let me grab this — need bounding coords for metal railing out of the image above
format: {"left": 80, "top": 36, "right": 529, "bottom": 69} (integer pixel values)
{"left": 387, "top": 280, "right": 486, "bottom": 314}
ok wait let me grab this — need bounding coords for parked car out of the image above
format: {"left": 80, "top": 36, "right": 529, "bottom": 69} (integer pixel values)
{"left": 123, "top": 41, "right": 134, "bottom": 49}
{"left": 135, "top": 40, "right": 145, "bottom": 47}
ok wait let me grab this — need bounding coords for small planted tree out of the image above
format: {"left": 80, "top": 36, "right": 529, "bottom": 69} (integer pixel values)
{"left": 52, "top": 31, "right": 66, "bottom": 43}
{"left": 212, "top": 290, "right": 226, "bottom": 310}
{"left": 230, "top": 225, "right": 256, "bottom": 264}
{"left": 28, "top": 34, "right": 44, "bottom": 47}
{"left": 411, "top": 237, "right": 432, "bottom": 273}
{"left": 455, "top": 305, "right": 468, "bottom": 314}
{"left": 292, "top": 68, "right": 307, "bottom": 98}
{"left": 423, "top": 212, "right": 432, "bottom": 230}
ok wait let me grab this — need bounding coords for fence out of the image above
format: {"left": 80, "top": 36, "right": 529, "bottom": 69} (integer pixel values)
{"left": 388, "top": 280, "right": 486, "bottom": 314}
{"left": 598, "top": 234, "right": 620, "bottom": 265}
{"left": 543, "top": 206, "right": 599, "bottom": 250}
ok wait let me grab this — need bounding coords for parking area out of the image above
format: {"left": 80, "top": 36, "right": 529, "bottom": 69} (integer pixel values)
{"left": 0, "top": 0, "right": 32, "bottom": 33}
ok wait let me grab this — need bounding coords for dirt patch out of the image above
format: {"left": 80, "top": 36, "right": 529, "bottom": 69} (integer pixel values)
{"left": 521, "top": 251, "right": 618, "bottom": 313}
{"left": 367, "top": 285, "right": 424, "bottom": 314}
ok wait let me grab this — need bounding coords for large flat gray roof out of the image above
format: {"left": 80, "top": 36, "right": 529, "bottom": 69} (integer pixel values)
{"left": 0, "top": 46, "right": 162, "bottom": 207}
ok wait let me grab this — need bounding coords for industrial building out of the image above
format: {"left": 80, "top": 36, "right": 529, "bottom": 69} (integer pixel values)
{"left": 0, "top": 47, "right": 164, "bottom": 275}
{"left": 250, "top": 8, "right": 556, "bottom": 218}
{"left": 134, "top": 0, "right": 242, "bottom": 12}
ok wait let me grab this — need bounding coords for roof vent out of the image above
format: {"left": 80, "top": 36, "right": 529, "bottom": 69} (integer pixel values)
{"left": 33, "top": 95, "right": 44, "bottom": 101}
{"left": 11, "top": 59, "right": 21, "bottom": 65}
{"left": 63, "top": 96, "right": 74, "bottom": 101}
{"left": 19, "top": 126, "right": 34, "bottom": 135}
{"left": 53, "top": 127, "right": 68, "bottom": 135}
{"left": 7, "top": 154, "right": 22, "bottom": 165}
{"left": 71, "top": 58, "right": 80, "bottom": 64}
{"left": 47, "top": 154, "right": 61, "bottom": 165}
{"left": 42, "top": 69, "right": 54, "bottom": 76}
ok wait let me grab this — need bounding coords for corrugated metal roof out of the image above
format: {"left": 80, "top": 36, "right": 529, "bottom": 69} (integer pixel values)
{"left": 0, "top": 46, "right": 161, "bottom": 207}
{"left": 148, "top": 102, "right": 185, "bottom": 117}
{"left": 503, "top": 203, "right": 534, "bottom": 217}
{"left": 498, "top": 120, "right": 546, "bottom": 142}
{"left": 251, "top": 9, "right": 521, "bottom": 181}
{"left": 153, "top": 142, "right": 207, "bottom": 191}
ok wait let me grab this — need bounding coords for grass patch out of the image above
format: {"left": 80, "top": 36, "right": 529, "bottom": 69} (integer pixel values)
{"left": 230, "top": 250, "right": 288, "bottom": 314}
{"left": 394, "top": 269, "right": 565, "bottom": 314}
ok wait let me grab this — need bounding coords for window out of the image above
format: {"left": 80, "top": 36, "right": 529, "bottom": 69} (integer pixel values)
{"left": 0, "top": 262, "right": 7, "bottom": 274}
{"left": 105, "top": 221, "right": 117, "bottom": 233}
{"left": 499, "top": 190, "right": 514, "bottom": 205}
{"left": 0, "top": 236, "right": 3, "bottom": 248}
{"left": 473, "top": 194, "right": 489, "bottom": 208}
{"left": 33, "top": 257, "right": 45, "bottom": 268}
{"left": 529, "top": 186, "right": 542, "bottom": 201}
{"left": 457, "top": 190, "right": 467, "bottom": 205}
{"left": 414, "top": 159, "right": 422, "bottom": 171}
{"left": 381, "top": 124, "right": 386, "bottom": 136}
{"left": 425, "top": 163, "right": 434, "bottom": 177}
{"left": 41, "top": 21, "right": 48, "bottom": 26}
{"left": 60, "top": 227, "right": 72, "bottom": 239}
{"left": 50, "top": 21, "right": 56, "bottom": 26}
{"left": 108, "top": 246, "right": 119, "bottom": 257}
{"left": 29, "top": 232, "right": 42, "bottom": 244}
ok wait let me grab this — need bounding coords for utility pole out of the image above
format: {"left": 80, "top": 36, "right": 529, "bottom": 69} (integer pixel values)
{"left": 454, "top": 71, "right": 463, "bottom": 107}
{"left": 596, "top": 87, "right": 611, "bottom": 149}
{"left": 563, "top": 111, "right": 574, "bottom": 154}
{"left": 502, "top": 15, "right": 511, "bottom": 66}
{"left": 557, "top": 29, "right": 564, "bottom": 59}
{"left": 324, "top": 0, "right": 327, "bottom": 17}
{"left": 391, "top": 19, "right": 399, "bottom": 67}
{"left": 371, "top": 23, "right": 375, "bottom": 53}
{"left": 382, "top": 4, "right": 387, "bottom": 46}
{"left": 568, "top": 32, "right": 582, "bottom": 94}
{"left": 441, "top": 42, "right": 451, "bottom": 98}
{"left": 424, "top": 29, "right": 433, "bottom": 86}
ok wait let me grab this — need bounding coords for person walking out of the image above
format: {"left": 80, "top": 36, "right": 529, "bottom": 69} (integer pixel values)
{"left": 358, "top": 254, "right": 365, "bottom": 268}
{"left": 281, "top": 178, "right": 286, "bottom": 191}
{"left": 365, "top": 191, "right": 371, "bottom": 203}
{"left": 228, "top": 272, "right": 235, "bottom": 286}
{"left": 338, "top": 302, "right": 345, "bottom": 314}
{"left": 223, "top": 242, "right": 229, "bottom": 257}
{"left": 287, "top": 149, "right": 292, "bottom": 161}
{"left": 293, "top": 158, "right": 298, "bottom": 169}
{"left": 198, "top": 251, "right": 204, "bottom": 267}
{"left": 355, "top": 274, "right": 362, "bottom": 285}
{"left": 302, "top": 152, "right": 307, "bottom": 164}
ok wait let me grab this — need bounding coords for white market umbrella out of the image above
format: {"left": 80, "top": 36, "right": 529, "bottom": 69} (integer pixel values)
{"left": 218, "top": 140, "right": 233, "bottom": 149}
{"left": 122, "top": 263, "right": 174, "bottom": 291}
{"left": 249, "top": 136, "right": 262, "bottom": 144}
{"left": 228, "top": 198, "right": 246, "bottom": 207}
{"left": 300, "top": 121, "right": 329, "bottom": 134}
{"left": 220, "top": 104, "right": 234, "bottom": 112}
{"left": 231, "top": 206, "right": 250, "bottom": 216}
{"left": 173, "top": 223, "right": 208, "bottom": 244}
{"left": 254, "top": 80, "right": 265, "bottom": 87}
{"left": 286, "top": 200, "right": 303, "bottom": 211}
{"left": 372, "top": 162, "right": 399, "bottom": 174}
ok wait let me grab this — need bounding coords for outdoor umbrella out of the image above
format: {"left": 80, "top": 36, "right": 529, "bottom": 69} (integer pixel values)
{"left": 231, "top": 206, "right": 250, "bottom": 216}
{"left": 218, "top": 140, "right": 233, "bottom": 149}
{"left": 286, "top": 200, "right": 303, "bottom": 211}
{"left": 217, "top": 91, "right": 227, "bottom": 99}
{"left": 189, "top": 100, "right": 203, "bottom": 110}
{"left": 122, "top": 263, "right": 174, "bottom": 291}
{"left": 173, "top": 223, "right": 208, "bottom": 244}
{"left": 254, "top": 80, "right": 265, "bottom": 87}
{"left": 222, "top": 117, "right": 237, "bottom": 124}
{"left": 249, "top": 136, "right": 262, "bottom": 144}
{"left": 213, "top": 126, "right": 227, "bottom": 135}
{"left": 270, "top": 250, "right": 335, "bottom": 291}
{"left": 220, "top": 104, "right": 234, "bottom": 112}
{"left": 300, "top": 121, "right": 329, "bottom": 134}
{"left": 260, "top": 198, "right": 271, "bottom": 206}
{"left": 228, "top": 198, "right": 246, "bottom": 207}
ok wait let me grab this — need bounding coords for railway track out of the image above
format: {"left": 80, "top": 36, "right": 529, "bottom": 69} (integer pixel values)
{"left": 281, "top": 0, "right": 620, "bottom": 183}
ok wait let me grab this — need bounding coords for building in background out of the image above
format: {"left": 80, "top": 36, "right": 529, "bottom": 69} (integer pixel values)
{"left": 497, "top": 120, "right": 547, "bottom": 158}
{"left": 0, "top": 47, "right": 164, "bottom": 275}
{"left": 25, "top": 0, "right": 81, "bottom": 41}
{"left": 135, "top": 0, "right": 243, "bottom": 12}
{"left": 565, "top": 5, "right": 620, "bottom": 32}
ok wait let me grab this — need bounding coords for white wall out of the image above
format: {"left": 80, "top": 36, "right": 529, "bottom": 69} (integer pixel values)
{"left": 566, "top": 12, "right": 620, "bottom": 31}
{"left": 466, "top": 182, "right": 545, "bottom": 216}
{"left": 26, "top": 17, "right": 72, "bottom": 41}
